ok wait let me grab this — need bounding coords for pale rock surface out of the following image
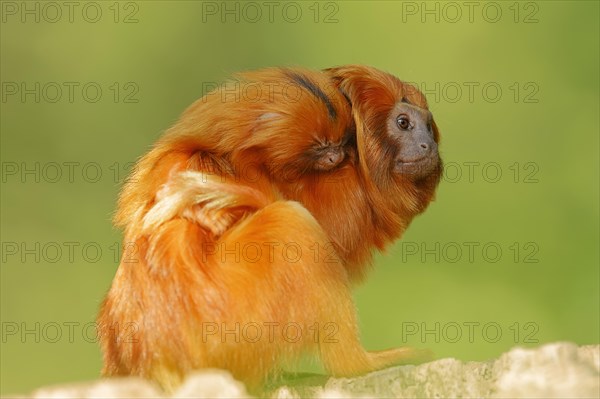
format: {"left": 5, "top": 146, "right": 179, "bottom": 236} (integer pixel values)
{"left": 493, "top": 343, "right": 599, "bottom": 398}
{"left": 29, "top": 377, "right": 163, "bottom": 399}
{"left": 301, "top": 342, "right": 599, "bottom": 398}
{"left": 172, "top": 369, "right": 248, "bottom": 398}
{"left": 10, "top": 342, "right": 599, "bottom": 399}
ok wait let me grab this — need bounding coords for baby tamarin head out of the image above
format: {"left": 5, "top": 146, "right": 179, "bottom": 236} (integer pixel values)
{"left": 232, "top": 68, "right": 355, "bottom": 183}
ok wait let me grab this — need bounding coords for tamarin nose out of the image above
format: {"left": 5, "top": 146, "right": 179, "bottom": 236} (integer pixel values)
{"left": 417, "top": 139, "right": 437, "bottom": 156}
{"left": 324, "top": 150, "right": 343, "bottom": 166}
{"left": 327, "top": 152, "right": 341, "bottom": 164}
{"left": 314, "top": 148, "right": 345, "bottom": 171}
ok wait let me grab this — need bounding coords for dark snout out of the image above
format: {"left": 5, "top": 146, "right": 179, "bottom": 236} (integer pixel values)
{"left": 402, "top": 128, "right": 438, "bottom": 162}
{"left": 395, "top": 125, "right": 440, "bottom": 179}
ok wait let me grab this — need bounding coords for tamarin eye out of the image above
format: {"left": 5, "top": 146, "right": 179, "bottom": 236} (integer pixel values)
{"left": 396, "top": 115, "right": 411, "bottom": 130}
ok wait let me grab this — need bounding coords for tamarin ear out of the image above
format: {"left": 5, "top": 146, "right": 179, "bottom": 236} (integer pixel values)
{"left": 325, "top": 66, "right": 374, "bottom": 181}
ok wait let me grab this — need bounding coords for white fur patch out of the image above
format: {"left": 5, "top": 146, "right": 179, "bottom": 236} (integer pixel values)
{"left": 141, "top": 171, "right": 270, "bottom": 236}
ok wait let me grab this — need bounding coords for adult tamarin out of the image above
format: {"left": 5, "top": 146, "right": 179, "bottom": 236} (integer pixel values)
{"left": 97, "top": 65, "right": 442, "bottom": 391}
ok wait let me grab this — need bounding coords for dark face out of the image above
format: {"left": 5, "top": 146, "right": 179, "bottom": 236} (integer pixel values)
{"left": 387, "top": 101, "right": 439, "bottom": 180}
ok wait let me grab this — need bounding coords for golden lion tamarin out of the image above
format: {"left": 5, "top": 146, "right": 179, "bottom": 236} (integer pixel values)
{"left": 97, "top": 66, "right": 442, "bottom": 392}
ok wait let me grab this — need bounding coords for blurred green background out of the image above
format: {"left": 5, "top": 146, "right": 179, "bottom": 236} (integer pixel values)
{"left": 1, "top": 0, "right": 598, "bottom": 394}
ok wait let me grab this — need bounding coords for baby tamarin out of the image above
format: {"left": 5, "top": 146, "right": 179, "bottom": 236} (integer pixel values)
{"left": 113, "top": 68, "right": 354, "bottom": 238}
{"left": 98, "top": 66, "right": 442, "bottom": 391}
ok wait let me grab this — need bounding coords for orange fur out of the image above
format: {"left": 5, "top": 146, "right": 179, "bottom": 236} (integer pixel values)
{"left": 98, "top": 66, "right": 441, "bottom": 392}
